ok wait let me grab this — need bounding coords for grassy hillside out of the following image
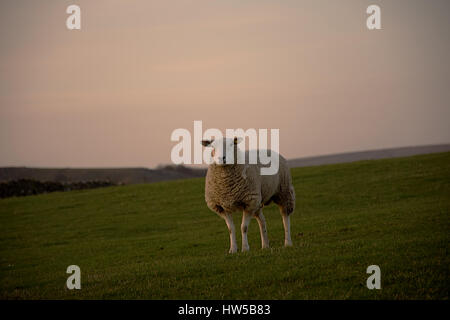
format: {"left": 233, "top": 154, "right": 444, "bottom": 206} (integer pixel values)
{"left": 0, "top": 153, "right": 449, "bottom": 299}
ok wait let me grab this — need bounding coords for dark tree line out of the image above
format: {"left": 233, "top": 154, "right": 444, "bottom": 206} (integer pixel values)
{"left": 0, "top": 179, "right": 116, "bottom": 199}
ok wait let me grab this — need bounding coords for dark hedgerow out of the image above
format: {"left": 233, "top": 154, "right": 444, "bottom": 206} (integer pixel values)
{"left": 0, "top": 179, "right": 116, "bottom": 199}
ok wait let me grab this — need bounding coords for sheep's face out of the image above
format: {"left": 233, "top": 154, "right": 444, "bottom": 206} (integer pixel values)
{"left": 201, "top": 137, "right": 243, "bottom": 165}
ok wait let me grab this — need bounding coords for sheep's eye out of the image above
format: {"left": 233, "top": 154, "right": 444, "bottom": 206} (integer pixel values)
{"left": 211, "top": 149, "right": 215, "bottom": 157}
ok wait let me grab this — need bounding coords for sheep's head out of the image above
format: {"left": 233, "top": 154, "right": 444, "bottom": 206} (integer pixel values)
{"left": 201, "top": 137, "right": 243, "bottom": 165}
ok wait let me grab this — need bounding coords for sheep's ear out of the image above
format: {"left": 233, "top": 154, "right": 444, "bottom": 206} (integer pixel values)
{"left": 233, "top": 137, "right": 243, "bottom": 145}
{"left": 201, "top": 139, "right": 213, "bottom": 147}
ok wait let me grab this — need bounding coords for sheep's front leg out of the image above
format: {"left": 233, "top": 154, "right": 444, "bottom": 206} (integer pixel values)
{"left": 241, "top": 212, "right": 252, "bottom": 252}
{"left": 255, "top": 210, "right": 270, "bottom": 249}
{"left": 223, "top": 213, "right": 237, "bottom": 253}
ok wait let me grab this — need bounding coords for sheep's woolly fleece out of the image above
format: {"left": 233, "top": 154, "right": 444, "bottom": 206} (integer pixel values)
{"left": 204, "top": 149, "right": 295, "bottom": 216}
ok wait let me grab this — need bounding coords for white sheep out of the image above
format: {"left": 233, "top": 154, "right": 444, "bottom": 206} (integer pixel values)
{"left": 201, "top": 137, "right": 296, "bottom": 253}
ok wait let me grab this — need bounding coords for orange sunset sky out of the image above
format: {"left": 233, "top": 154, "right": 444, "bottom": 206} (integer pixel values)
{"left": 1, "top": 0, "right": 449, "bottom": 167}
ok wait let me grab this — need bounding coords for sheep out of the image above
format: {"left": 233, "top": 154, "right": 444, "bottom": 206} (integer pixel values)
{"left": 201, "top": 137, "right": 295, "bottom": 253}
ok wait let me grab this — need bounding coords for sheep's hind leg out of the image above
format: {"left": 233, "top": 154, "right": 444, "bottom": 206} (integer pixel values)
{"left": 255, "top": 210, "right": 270, "bottom": 249}
{"left": 241, "top": 211, "right": 252, "bottom": 252}
{"left": 222, "top": 213, "right": 238, "bottom": 253}
{"left": 279, "top": 207, "right": 293, "bottom": 247}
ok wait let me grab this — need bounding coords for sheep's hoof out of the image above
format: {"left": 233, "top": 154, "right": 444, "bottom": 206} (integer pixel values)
{"left": 284, "top": 241, "right": 293, "bottom": 247}
{"left": 229, "top": 247, "right": 238, "bottom": 254}
{"left": 242, "top": 246, "right": 250, "bottom": 252}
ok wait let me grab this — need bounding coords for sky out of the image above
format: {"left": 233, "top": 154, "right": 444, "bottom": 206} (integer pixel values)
{"left": 0, "top": 0, "right": 449, "bottom": 168}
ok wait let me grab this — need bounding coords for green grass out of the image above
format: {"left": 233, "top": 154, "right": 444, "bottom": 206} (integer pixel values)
{"left": 0, "top": 152, "right": 449, "bottom": 299}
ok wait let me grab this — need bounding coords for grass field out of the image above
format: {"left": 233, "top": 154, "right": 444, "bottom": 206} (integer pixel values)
{"left": 0, "top": 153, "right": 449, "bottom": 299}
